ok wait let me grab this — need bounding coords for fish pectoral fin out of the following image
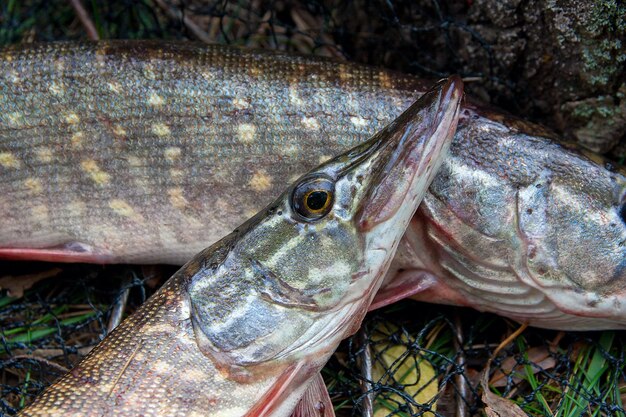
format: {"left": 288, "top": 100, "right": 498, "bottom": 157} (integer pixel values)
{"left": 0, "top": 242, "right": 113, "bottom": 263}
{"left": 369, "top": 269, "right": 439, "bottom": 311}
{"left": 291, "top": 372, "right": 335, "bottom": 417}
{"left": 244, "top": 361, "right": 320, "bottom": 417}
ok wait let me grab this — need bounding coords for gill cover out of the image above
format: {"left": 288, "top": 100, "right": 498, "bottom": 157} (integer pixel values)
{"left": 186, "top": 77, "right": 462, "bottom": 380}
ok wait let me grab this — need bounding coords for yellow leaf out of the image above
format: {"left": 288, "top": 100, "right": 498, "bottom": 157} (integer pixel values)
{"left": 371, "top": 323, "right": 438, "bottom": 417}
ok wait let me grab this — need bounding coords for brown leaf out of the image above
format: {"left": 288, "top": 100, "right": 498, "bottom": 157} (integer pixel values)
{"left": 0, "top": 268, "right": 62, "bottom": 298}
{"left": 481, "top": 324, "right": 529, "bottom": 417}
{"left": 482, "top": 389, "right": 529, "bottom": 417}
{"left": 490, "top": 346, "right": 556, "bottom": 387}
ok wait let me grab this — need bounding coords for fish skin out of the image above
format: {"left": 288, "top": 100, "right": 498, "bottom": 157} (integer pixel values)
{"left": 1, "top": 41, "right": 625, "bottom": 329}
{"left": 16, "top": 77, "right": 462, "bottom": 417}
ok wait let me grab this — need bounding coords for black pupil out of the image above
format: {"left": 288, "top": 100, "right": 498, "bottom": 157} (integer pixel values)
{"left": 619, "top": 204, "right": 626, "bottom": 225}
{"left": 306, "top": 191, "right": 328, "bottom": 211}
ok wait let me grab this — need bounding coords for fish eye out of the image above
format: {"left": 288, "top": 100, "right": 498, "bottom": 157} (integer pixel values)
{"left": 291, "top": 177, "right": 334, "bottom": 220}
{"left": 619, "top": 203, "right": 626, "bottom": 226}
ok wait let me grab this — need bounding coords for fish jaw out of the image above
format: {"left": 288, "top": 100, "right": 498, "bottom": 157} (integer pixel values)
{"left": 182, "top": 78, "right": 461, "bottom": 416}
{"left": 356, "top": 76, "right": 462, "bottom": 232}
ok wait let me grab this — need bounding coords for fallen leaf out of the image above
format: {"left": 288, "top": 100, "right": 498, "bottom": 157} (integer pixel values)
{"left": 490, "top": 346, "right": 556, "bottom": 387}
{"left": 0, "top": 268, "right": 62, "bottom": 298}
{"left": 482, "top": 388, "right": 529, "bottom": 417}
{"left": 481, "top": 324, "right": 529, "bottom": 417}
{"left": 371, "top": 324, "right": 438, "bottom": 416}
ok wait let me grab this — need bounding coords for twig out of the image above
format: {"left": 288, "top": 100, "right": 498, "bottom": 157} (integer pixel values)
{"left": 358, "top": 327, "right": 374, "bottom": 417}
{"left": 106, "top": 277, "right": 131, "bottom": 334}
{"left": 153, "top": 0, "right": 214, "bottom": 44}
{"left": 68, "top": 0, "right": 100, "bottom": 40}
{"left": 453, "top": 314, "right": 469, "bottom": 417}
{"left": 11, "top": 355, "right": 70, "bottom": 374}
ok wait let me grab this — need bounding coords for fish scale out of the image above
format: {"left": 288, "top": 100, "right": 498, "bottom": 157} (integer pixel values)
{"left": 0, "top": 41, "right": 425, "bottom": 264}
{"left": 17, "top": 76, "right": 462, "bottom": 416}
{"left": 1, "top": 41, "right": 626, "bottom": 330}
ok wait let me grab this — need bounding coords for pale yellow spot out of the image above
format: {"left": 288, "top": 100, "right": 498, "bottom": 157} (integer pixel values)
{"left": 143, "top": 65, "right": 156, "bottom": 80}
{"left": 350, "top": 116, "right": 368, "bottom": 127}
{"left": 126, "top": 156, "right": 144, "bottom": 168}
{"left": 109, "top": 199, "right": 143, "bottom": 221}
{"left": 107, "top": 81, "right": 122, "bottom": 94}
{"left": 151, "top": 122, "right": 171, "bottom": 137}
{"left": 282, "top": 144, "right": 299, "bottom": 157}
{"left": 134, "top": 177, "right": 150, "bottom": 191}
{"left": 70, "top": 131, "right": 85, "bottom": 148}
{"left": 289, "top": 87, "right": 304, "bottom": 106}
{"left": 0, "top": 152, "right": 20, "bottom": 168}
{"left": 31, "top": 205, "right": 49, "bottom": 221}
{"left": 301, "top": 117, "right": 320, "bottom": 130}
{"left": 188, "top": 412, "right": 210, "bottom": 417}
{"left": 146, "top": 323, "right": 176, "bottom": 334}
{"left": 81, "top": 159, "right": 110, "bottom": 185}
{"left": 6, "top": 112, "right": 24, "bottom": 128}
{"left": 48, "top": 81, "right": 65, "bottom": 96}
{"left": 35, "top": 147, "right": 54, "bottom": 163}
{"left": 24, "top": 178, "right": 42, "bottom": 193}
{"left": 97, "top": 383, "right": 114, "bottom": 394}
{"left": 67, "top": 200, "right": 86, "bottom": 216}
{"left": 9, "top": 70, "right": 20, "bottom": 84}
{"left": 379, "top": 71, "right": 394, "bottom": 89}
{"left": 53, "top": 59, "right": 65, "bottom": 72}
{"left": 339, "top": 66, "right": 354, "bottom": 83}
{"left": 65, "top": 113, "right": 80, "bottom": 124}
{"left": 148, "top": 92, "right": 165, "bottom": 107}
{"left": 289, "top": 173, "right": 301, "bottom": 183}
{"left": 201, "top": 70, "right": 216, "bottom": 81}
{"left": 169, "top": 168, "right": 184, "bottom": 182}
{"left": 233, "top": 98, "right": 250, "bottom": 110}
{"left": 249, "top": 170, "right": 273, "bottom": 192}
{"left": 249, "top": 66, "right": 261, "bottom": 77}
{"left": 244, "top": 208, "right": 258, "bottom": 218}
{"left": 164, "top": 147, "right": 182, "bottom": 163}
{"left": 319, "top": 155, "right": 331, "bottom": 164}
{"left": 153, "top": 360, "right": 173, "bottom": 374}
{"left": 168, "top": 187, "right": 189, "bottom": 210}
{"left": 113, "top": 125, "right": 127, "bottom": 137}
{"left": 237, "top": 123, "right": 256, "bottom": 144}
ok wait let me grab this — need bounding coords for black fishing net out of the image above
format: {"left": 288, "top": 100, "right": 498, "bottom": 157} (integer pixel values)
{"left": 1, "top": 1, "right": 625, "bottom": 416}
{"left": 1, "top": 266, "right": 625, "bottom": 416}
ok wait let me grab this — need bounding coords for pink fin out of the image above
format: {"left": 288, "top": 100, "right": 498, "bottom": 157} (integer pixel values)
{"left": 244, "top": 362, "right": 313, "bottom": 417}
{"left": 291, "top": 372, "right": 335, "bottom": 417}
{"left": 369, "top": 270, "right": 439, "bottom": 311}
{"left": 0, "top": 243, "right": 113, "bottom": 263}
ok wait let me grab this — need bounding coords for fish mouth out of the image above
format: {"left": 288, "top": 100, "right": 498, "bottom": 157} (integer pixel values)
{"left": 354, "top": 75, "right": 463, "bottom": 231}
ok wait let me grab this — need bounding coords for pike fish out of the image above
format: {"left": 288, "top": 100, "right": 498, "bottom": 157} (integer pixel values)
{"left": 16, "top": 76, "right": 462, "bottom": 417}
{"left": 1, "top": 41, "right": 625, "bottom": 330}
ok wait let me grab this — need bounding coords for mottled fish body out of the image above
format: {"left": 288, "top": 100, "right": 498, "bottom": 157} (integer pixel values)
{"left": 1, "top": 41, "right": 625, "bottom": 330}
{"left": 17, "top": 77, "right": 462, "bottom": 417}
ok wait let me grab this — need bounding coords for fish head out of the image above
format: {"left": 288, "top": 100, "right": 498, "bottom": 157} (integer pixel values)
{"left": 185, "top": 77, "right": 462, "bottom": 379}
{"left": 519, "top": 153, "right": 626, "bottom": 297}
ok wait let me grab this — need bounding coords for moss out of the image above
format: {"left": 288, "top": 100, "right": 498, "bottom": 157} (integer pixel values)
{"left": 579, "top": 1, "right": 626, "bottom": 87}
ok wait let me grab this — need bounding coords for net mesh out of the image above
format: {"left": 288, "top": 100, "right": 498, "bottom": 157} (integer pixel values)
{"left": 1, "top": 1, "right": 625, "bottom": 415}
{"left": 1, "top": 266, "right": 624, "bottom": 416}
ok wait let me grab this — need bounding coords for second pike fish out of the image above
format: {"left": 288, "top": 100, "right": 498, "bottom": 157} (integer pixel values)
{"left": 17, "top": 77, "right": 462, "bottom": 417}
{"left": 0, "top": 41, "right": 625, "bottom": 330}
